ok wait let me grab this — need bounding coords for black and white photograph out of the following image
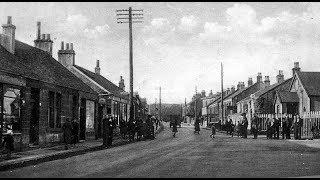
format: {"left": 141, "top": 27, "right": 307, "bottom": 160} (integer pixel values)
{"left": 0, "top": 1, "right": 320, "bottom": 178}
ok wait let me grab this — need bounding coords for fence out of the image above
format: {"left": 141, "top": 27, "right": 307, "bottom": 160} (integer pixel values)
{"left": 258, "top": 112, "right": 320, "bottom": 139}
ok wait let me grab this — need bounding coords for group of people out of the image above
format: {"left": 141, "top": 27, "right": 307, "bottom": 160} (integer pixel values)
{"left": 266, "top": 114, "right": 303, "bottom": 140}
{"left": 62, "top": 118, "right": 79, "bottom": 150}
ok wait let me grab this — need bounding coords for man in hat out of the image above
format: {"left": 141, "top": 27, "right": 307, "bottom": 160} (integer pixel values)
{"left": 241, "top": 113, "right": 248, "bottom": 138}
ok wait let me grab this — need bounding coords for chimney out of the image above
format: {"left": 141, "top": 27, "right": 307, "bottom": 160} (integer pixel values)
{"left": 58, "top": 41, "right": 75, "bottom": 67}
{"left": 231, "top": 86, "right": 235, "bottom": 93}
{"left": 264, "top": 76, "right": 270, "bottom": 87}
{"left": 37, "top": 21, "right": 41, "bottom": 39}
{"left": 292, "top": 62, "right": 301, "bottom": 77}
{"left": 119, "top": 76, "right": 125, "bottom": 90}
{"left": 34, "top": 21, "right": 53, "bottom": 55}
{"left": 201, "top": 90, "right": 206, "bottom": 97}
{"left": 276, "top": 70, "right": 284, "bottom": 83}
{"left": 241, "top": 82, "right": 245, "bottom": 89}
{"left": 0, "top": 16, "right": 16, "bottom": 54}
{"left": 257, "top": 72, "right": 262, "bottom": 83}
{"left": 226, "top": 88, "right": 230, "bottom": 95}
{"left": 248, "top": 77, "right": 253, "bottom": 87}
{"left": 95, "top": 60, "right": 101, "bottom": 75}
{"left": 237, "top": 82, "right": 241, "bottom": 90}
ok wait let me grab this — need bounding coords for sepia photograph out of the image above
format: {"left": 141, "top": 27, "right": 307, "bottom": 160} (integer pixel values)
{"left": 0, "top": 1, "right": 320, "bottom": 178}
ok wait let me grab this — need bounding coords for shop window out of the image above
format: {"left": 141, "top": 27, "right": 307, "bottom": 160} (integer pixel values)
{"left": 48, "top": 91, "right": 62, "bottom": 129}
{"left": 2, "top": 86, "right": 21, "bottom": 133}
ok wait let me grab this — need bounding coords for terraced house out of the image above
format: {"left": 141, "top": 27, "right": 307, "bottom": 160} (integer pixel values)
{"left": 0, "top": 16, "right": 98, "bottom": 150}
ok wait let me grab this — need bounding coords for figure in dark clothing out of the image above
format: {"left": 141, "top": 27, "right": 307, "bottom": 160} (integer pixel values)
{"left": 106, "top": 116, "right": 115, "bottom": 147}
{"left": 286, "top": 116, "right": 292, "bottom": 139}
{"left": 62, "top": 118, "right": 73, "bottom": 150}
{"left": 210, "top": 124, "right": 216, "bottom": 138}
{"left": 273, "top": 118, "right": 280, "bottom": 139}
{"left": 230, "top": 121, "right": 235, "bottom": 137}
{"left": 281, "top": 117, "right": 287, "bottom": 139}
{"left": 293, "top": 115, "right": 299, "bottom": 140}
{"left": 136, "top": 120, "right": 143, "bottom": 141}
{"left": 266, "top": 119, "right": 271, "bottom": 139}
{"left": 128, "top": 119, "right": 136, "bottom": 142}
{"left": 72, "top": 119, "right": 79, "bottom": 145}
{"left": 194, "top": 118, "right": 200, "bottom": 134}
{"left": 297, "top": 115, "right": 303, "bottom": 140}
{"left": 119, "top": 118, "right": 127, "bottom": 139}
{"left": 242, "top": 113, "right": 248, "bottom": 138}
{"left": 172, "top": 119, "right": 178, "bottom": 137}
{"left": 2, "top": 129, "right": 14, "bottom": 160}
{"left": 251, "top": 114, "right": 259, "bottom": 139}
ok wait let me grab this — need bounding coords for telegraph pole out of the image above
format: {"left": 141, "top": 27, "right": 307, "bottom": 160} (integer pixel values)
{"left": 221, "top": 62, "right": 224, "bottom": 124}
{"left": 195, "top": 86, "right": 197, "bottom": 124}
{"left": 116, "top": 7, "right": 143, "bottom": 122}
{"left": 159, "top": 86, "right": 162, "bottom": 122}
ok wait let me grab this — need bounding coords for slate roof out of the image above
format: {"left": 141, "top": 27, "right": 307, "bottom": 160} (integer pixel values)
{"left": 0, "top": 40, "right": 96, "bottom": 94}
{"left": 74, "top": 65, "right": 129, "bottom": 100}
{"left": 241, "top": 78, "right": 293, "bottom": 102}
{"left": 12, "top": 40, "right": 97, "bottom": 94}
{"left": 276, "top": 91, "right": 299, "bottom": 103}
{"left": 296, "top": 71, "right": 320, "bottom": 96}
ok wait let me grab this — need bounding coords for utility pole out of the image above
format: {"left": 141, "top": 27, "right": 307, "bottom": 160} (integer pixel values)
{"left": 221, "top": 62, "right": 224, "bottom": 124}
{"left": 159, "top": 86, "right": 162, "bottom": 122}
{"left": 116, "top": 7, "right": 143, "bottom": 122}
{"left": 195, "top": 86, "right": 197, "bottom": 125}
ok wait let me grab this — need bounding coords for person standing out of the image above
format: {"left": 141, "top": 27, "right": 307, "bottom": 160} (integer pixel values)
{"left": 274, "top": 117, "right": 280, "bottom": 139}
{"left": 72, "top": 119, "right": 79, "bottom": 145}
{"left": 293, "top": 115, "right": 298, "bottom": 140}
{"left": 286, "top": 115, "right": 292, "bottom": 139}
{"left": 172, "top": 118, "right": 178, "bottom": 137}
{"left": 281, "top": 115, "right": 288, "bottom": 139}
{"left": 128, "top": 119, "right": 135, "bottom": 142}
{"left": 106, "top": 116, "right": 115, "bottom": 147}
{"left": 297, "top": 114, "right": 303, "bottom": 140}
{"left": 230, "top": 120, "right": 235, "bottom": 137}
{"left": 251, "top": 113, "right": 259, "bottom": 139}
{"left": 2, "top": 127, "right": 14, "bottom": 160}
{"left": 62, "top": 118, "right": 73, "bottom": 150}
{"left": 242, "top": 113, "right": 248, "bottom": 138}
{"left": 194, "top": 118, "right": 200, "bottom": 134}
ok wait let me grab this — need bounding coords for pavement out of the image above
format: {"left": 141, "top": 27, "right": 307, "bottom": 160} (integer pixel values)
{"left": 1, "top": 122, "right": 320, "bottom": 177}
{"left": 0, "top": 122, "right": 164, "bottom": 171}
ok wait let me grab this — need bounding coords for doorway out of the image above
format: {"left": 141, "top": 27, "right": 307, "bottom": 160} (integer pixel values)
{"left": 79, "top": 98, "right": 86, "bottom": 141}
{"left": 29, "top": 88, "right": 40, "bottom": 145}
{"left": 97, "top": 105, "right": 103, "bottom": 138}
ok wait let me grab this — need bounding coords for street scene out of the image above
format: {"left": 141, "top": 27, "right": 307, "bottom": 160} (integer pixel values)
{"left": 1, "top": 2, "right": 320, "bottom": 178}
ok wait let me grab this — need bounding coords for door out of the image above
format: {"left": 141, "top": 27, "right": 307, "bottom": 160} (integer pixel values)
{"left": 97, "top": 105, "right": 103, "bottom": 138}
{"left": 79, "top": 98, "right": 86, "bottom": 140}
{"left": 30, "top": 88, "right": 40, "bottom": 145}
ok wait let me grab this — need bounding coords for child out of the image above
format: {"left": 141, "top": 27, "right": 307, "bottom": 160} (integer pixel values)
{"left": 210, "top": 124, "right": 216, "bottom": 138}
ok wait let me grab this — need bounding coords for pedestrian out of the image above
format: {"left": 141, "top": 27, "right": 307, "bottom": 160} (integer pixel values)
{"left": 236, "top": 121, "right": 241, "bottom": 137}
{"left": 194, "top": 118, "right": 200, "bottom": 134}
{"left": 251, "top": 113, "right": 259, "bottom": 139}
{"left": 281, "top": 115, "right": 288, "bottom": 139}
{"left": 106, "top": 116, "right": 115, "bottom": 147}
{"left": 293, "top": 115, "right": 298, "bottom": 140}
{"left": 72, "top": 119, "right": 79, "bottom": 145}
{"left": 2, "top": 127, "right": 14, "bottom": 160}
{"left": 210, "top": 123, "right": 216, "bottom": 138}
{"left": 172, "top": 118, "right": 178, "bottom": 137}
{"left": 242, "top": 113, "right": 248, "bottom": 138}
{"left": 62, "top": 118, "right": 73, "bottom": 150}
{"left": 297, "top": 114, "right": 303, "bottom": 140}
{"left": 266, "top": 118, "right": 272, "bottom": 139}
{"left": 273, "top": 117, "right": 280, "bottom": 139}
{"left": 119, "top": 118, "right": 126, "bottom": 139}
{"left": 230, "top": 120, "right": 235, "bottom": 137}
{"left": 136, "top": 119, "right": 143, "bottom": 141}
{"left": 286, "top": 115, "right": 292, "bottom": 139}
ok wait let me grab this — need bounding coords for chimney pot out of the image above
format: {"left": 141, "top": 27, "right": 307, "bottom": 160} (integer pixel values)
{"left": 36, "top": 22, "right": 41, "bottom": 39}
{"left": 7, "top": 16, "right": 12, "bottom": 24}
{"left": 41, "top": 34, "right": 45, "bottom": 39}
{"left": 61, "top": 41, "right": 64, "bottom": 50}
{"left": 66, "top": 43, "right": 69, "bottom": 50}
{"left": 70, "top": 43, "right": 73, "bottom": 50}
{"left": 46, "top": 34, "right": 50, "bottom": 40}
{"left": 294, "top": 62, "right": 299, "bottom": 68}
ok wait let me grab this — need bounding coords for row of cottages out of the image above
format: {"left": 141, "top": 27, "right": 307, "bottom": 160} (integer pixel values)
{"left": 0, "top": 16, "right": 99, "bottom": 149}
{"left": 184, "top": 91, "right": 204, "bottom": 124}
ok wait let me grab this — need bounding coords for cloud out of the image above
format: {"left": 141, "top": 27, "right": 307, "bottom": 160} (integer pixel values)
{"left": 84, "top": 24, "right": 110, "bottom": 39}
{"left": 178, "top": 15, "right": 198, "bottom": 33}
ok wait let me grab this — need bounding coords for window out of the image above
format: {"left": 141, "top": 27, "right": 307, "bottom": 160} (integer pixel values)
{"left": 48, "top": 91, "right": 62, "bottom": 129}
{"left": 2, "top": 86, "right": 21, "bottom": 133}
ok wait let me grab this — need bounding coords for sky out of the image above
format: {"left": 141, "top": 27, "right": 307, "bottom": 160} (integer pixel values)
{"left": 1, "top": 2, "right": 320, "bottom": 104}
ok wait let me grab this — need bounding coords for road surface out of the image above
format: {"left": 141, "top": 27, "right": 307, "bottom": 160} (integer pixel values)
{"left": 1, "top": 122, "right": 320, "bottom": 178}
